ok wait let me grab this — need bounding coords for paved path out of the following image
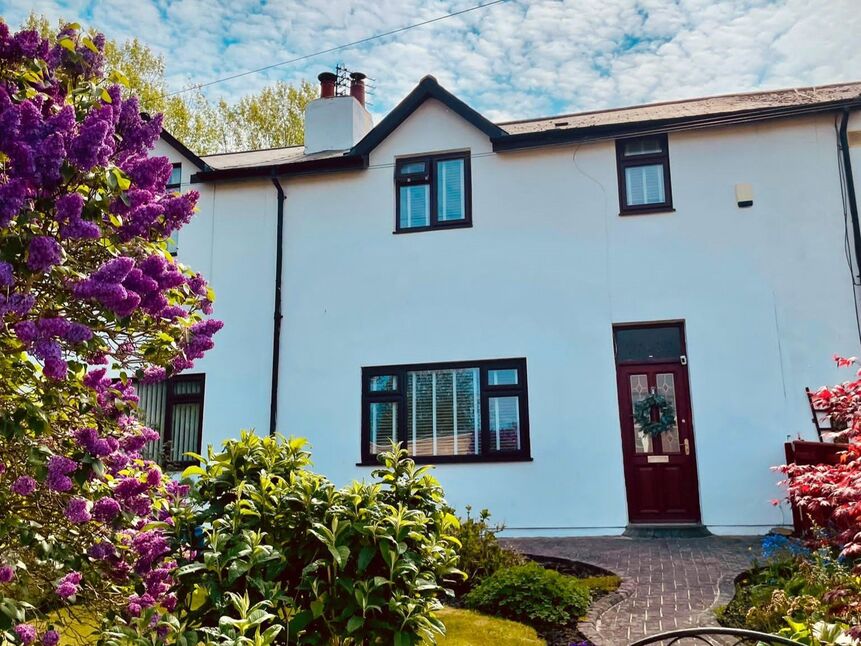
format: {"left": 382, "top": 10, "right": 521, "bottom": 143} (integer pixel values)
{"left": 505, "top": 536, "right": 760, "bottom": 645}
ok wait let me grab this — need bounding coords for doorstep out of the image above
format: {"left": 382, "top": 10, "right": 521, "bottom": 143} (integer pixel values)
{"left": 622, "top": 523, "right": 712, "bottom": 538}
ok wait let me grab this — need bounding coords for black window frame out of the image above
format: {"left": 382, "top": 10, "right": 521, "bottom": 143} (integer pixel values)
{"left": 615, "top": 134, "right": 674, "bottom": 215}
{"left": 135, "top": 373, "right": 205, "bottom": 470}
{"left": 166, "top": 163, "right": 182, "bottom": 255}
{"left": 394, "top": 152, "right": 472, "bottom": 233}
{"left": 360, "top": 358, "right": 530, "bottom": 465}
{"left": 167, "top": 162, "right": 182, "bottom": 191}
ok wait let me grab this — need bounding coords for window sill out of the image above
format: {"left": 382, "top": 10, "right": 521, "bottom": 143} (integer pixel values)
{"left": 619, "top": 207, "right": 676, "bottom": 217}
{"left": 393, "top": 221, "right": 473, "bottom": 234}
{"left": 357, "top": 454, "right": 533, "bottom": 466}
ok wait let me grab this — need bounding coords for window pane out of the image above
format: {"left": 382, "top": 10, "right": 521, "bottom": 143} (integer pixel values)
{"left": 136, "top": 381, "right": 167, "bottom": 462}
{"left": 488, "top": 369, "right": 518, "bottom": 386}
{"left": 489, "top": 396, "right": 520, "bottom": 452}
{"left": 407, "top": 368, "right": 480, "bottom": 456}
{"left": 615, "top": 326, "right": 682, "bottom": 363}
{"left": 173, "top": 379, "right": 201, "bottom": 395}
{"left": 369, "top": 375, "right": 398, "bottom": 392}
{"left": 624, "top": 138, "right": 663, "bottom": 156}
{"left": 399, "top": 184, "right": 430, "bottom": 228}
{"left": 629, "top": 374, "right": 653, "bottom": 454}
{"left": 399, "top": 161, "right": 426, "bottom": 175}
{"left": 170, "top": 402, "right": 200, "bottom": 463}
{"left": 625, "top": 164, "right": 665, "bottom": 206}
{"left": 168, "top": 164, "right": 181, "bottom": 188}
{"left": 370, "top": 402, "right": 397, "bottom": 454}
{"left": 436, "top": 158, "right": 465, "bottom": 222}
{"left": 655, "top": 373, "right": 680, "bottom": 453}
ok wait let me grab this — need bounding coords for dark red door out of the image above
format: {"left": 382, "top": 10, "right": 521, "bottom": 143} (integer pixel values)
{"left": 614, "top": 324, "right": 701, "bottom": 524}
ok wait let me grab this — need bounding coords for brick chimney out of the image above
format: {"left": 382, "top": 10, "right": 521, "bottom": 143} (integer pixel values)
{"left": 304, "top": 70, "right": 373, "bottom": 154}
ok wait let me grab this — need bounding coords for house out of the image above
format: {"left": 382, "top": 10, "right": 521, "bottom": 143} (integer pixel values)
{"left": 148, "top": 73, "right": 861, "bottom": 536}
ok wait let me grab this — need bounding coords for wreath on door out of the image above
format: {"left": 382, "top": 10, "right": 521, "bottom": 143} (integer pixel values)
{"left": 633, "top": 392, "right": 677, "bottom": 436}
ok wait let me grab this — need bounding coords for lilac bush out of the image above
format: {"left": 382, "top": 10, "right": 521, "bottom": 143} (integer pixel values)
{"left": 0, "top": 21, "right": 220, "bottom": 643}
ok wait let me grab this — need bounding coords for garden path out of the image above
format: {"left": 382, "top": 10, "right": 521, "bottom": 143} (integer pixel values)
{"left": 504, "top": 535, "right": 760, "bottom": 645}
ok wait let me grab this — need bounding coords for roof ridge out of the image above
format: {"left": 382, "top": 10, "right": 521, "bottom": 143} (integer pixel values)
{"left": 495, "top": 80, "right": 861, "bottom": 127}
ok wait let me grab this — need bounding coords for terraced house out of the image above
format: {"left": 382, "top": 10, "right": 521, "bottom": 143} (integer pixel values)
{"left": 148, "top": 73, "right": 861, "bottom": 536}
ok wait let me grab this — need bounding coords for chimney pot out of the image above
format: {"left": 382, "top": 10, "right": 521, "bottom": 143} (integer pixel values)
{"left": 349, "top": 72, "right": 366, "bottom": 107}
{"left": 318, "top": 72, "right": 336, "bottom": 98}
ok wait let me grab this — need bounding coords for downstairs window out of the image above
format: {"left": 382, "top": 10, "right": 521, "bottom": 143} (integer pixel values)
{"left": 361, "top": 359, "right": 530, "bottom": 464}
{"left": 135, "top": 374, "right": 205, "bottom": 469}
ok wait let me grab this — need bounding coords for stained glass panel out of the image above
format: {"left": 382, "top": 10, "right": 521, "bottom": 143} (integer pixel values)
{"left": 655, "top": 373, "right": 680, "bottom": 453}
{"left": 629, "top": 374, "right": 652, "bottom": 453}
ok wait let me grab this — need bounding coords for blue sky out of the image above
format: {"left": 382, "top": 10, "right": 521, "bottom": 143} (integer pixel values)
{"left": 2, "top": 0, "right": 859, "bottom": 122}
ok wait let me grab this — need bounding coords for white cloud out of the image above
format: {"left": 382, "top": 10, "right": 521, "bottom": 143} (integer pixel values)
{"left": 1, "top": 0, "right": 859, "bottom": 125}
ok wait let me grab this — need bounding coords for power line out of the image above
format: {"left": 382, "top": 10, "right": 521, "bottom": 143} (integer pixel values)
{"left": 168, "top": 0, "right": 508, "bottom": 96}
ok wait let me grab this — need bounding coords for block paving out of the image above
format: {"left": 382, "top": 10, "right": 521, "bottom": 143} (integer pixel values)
{"left": 505, "top": 535, "right": 760, "bottom": 645}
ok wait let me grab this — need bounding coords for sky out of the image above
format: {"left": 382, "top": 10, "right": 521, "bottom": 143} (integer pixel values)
{"left": 2, "top": 0, "right": 860, "bottom": 122}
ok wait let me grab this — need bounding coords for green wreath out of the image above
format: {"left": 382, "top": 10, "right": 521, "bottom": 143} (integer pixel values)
{"left": 633, "top": 393, "right": 676, "bottom": 436}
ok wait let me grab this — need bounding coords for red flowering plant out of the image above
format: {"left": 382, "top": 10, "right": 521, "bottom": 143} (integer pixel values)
{"left": 778, "top": 355, "right": 861, "bottom": 559}
{"left": 0, "top": 21, "right": 220, "bottom": 644}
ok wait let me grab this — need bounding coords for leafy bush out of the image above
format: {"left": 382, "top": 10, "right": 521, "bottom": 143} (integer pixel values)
{"left": 451, "top": 507, "right": 523, "bottom": 594}
{"left": 464, "top": 562, "right": 590, "bottom": 628}
{"left": 159, "top": 435, "right": 462, "bottom": 646}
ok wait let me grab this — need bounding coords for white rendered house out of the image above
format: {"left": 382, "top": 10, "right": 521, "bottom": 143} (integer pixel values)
{"left": 147, "top": 74, "right": 861, "bottom": 536}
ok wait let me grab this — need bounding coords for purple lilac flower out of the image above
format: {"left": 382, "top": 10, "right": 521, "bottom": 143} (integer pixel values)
{"left": 10, "top": 475, "right": 36, "bottom": 496}
{"left": 0, "top": 564, "right": 14, "bottom": 583}
{"left": 0, "top": 178, "right": 29, "bottom": 227}
{"left": 42, "top": 630, "right": 60, "bottom": 646}
{"left": 92, "top": 497, "right": 121, "bottom": 522}
{"left": 36, "top": 317, "right": 70, "bottom": 338}
{"left": 88, "top": 541, "right": 116, "bottom": 560}
{"left": 146, "top": 467, "right": 162, "bottom": 487}
{"left": 141, "top": 366, "right": 166, "bottom": 383}
{"left": 65, "top": 498, "right": 91, "bottom": 524}
{"left": 13, "top": 624, "right": 36, "bottom": 645}
{"left": 127, "top": 592, "right": 155, "bottom": 617}
{"left": 26, "top": 236, "right": 62, "bottom": 272}
{"left": 13, "top": 320, "right": 36, "bottom": 342}
{"left": 55, "top": 571, "right": 82, "bottom": 599}
{"left": 64, "top": 321, "right": 92, "bottom": 343}
{"left": 0, "top": 260, "right": 13, "bottom": 287}
{"left": 43, "top": 358, "right": 68, "bottom": 380}
{"left": 46, "top": 455, "right": 77, "bottom": 492}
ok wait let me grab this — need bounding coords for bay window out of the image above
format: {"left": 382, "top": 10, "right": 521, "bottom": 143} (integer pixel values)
{"left": 361, "top": 359, "right": 530, "bottom": 464}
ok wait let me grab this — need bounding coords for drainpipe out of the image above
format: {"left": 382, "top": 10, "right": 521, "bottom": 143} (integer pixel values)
{"left": 269, "top": 176, "right": 285, "bottom": 436}
{"left": 839, "top": 109, "right": 861, "bottom": 281}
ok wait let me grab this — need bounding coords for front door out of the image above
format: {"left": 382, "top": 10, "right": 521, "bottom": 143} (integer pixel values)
{"left": 614, "top": 323, "right": 701, "bottom": 524}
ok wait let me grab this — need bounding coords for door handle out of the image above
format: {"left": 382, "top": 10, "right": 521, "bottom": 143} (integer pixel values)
{"left": 684, "top": 438, "right": 690, "bottom": 456}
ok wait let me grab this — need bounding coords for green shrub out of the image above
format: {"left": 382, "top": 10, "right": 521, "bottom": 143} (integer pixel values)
{"left": 452, "top": 507, "right": 524, "bottom": 593}
{"left": 165, "top": 434, "right": 463, "bottom": 646}
{"left": 463, "top": 562, "right": 590, "bottom": 628}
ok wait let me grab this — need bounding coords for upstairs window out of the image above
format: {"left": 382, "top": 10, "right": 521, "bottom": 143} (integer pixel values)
{"left": 361, "top": 358, "right": 530, "bottom": 464}
{"left": 395, "top": 153, "right": 471, "bottom": 232}
{"left": 135, "top": 374, "right": 205, "bottom": 470}
{"left": 616, "top": 135, "right": 673, "bottom": 214}
{"left": 166, "top": 163, "right": 182, "bottom": 254}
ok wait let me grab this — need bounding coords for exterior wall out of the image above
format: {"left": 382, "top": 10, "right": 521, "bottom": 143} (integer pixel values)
{"left": 272, "top": 99, "right": 860, "bottom": 535}
{"left": 152, "top": 140, "right": 277, "bottom": 451}
{"left": 162, "top": 100, "right": 861, "bottom": 535}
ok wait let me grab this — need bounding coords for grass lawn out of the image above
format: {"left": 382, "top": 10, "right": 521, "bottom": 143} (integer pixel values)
{"left": 433, "top": 608, "right": 545, "bottom": 645}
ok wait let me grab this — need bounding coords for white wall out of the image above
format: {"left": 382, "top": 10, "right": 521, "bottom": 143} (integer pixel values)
{"left": 162, "top": 100, "right": 861, "bottom": 535}
{"left": 153, "top": 140, "right": 276, "bottom": 451}
{"left": 271, "top": 99, "right": 860, "bottom": 535}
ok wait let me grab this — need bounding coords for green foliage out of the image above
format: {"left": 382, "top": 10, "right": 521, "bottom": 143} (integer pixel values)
{"left": 451, "top": 507, "right": 524, "bottom": 594}
{"left": 169, "top": 434, "right": 463, "bottom": 645}
{"left": 464, "top": 562, "right": 590, "bottom": 628}
{"left": 21, "top": 12, "right": 317, "bottom": 154}
{"left": 579, "top": 575, "right": 622, "bottom": 595}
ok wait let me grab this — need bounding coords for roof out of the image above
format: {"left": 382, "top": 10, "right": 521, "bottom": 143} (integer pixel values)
{"left": 187, "top": 79, "right": 861, "bottom": 183}
{"left": 499, "top": 82, "right": 861, "bottom": 136}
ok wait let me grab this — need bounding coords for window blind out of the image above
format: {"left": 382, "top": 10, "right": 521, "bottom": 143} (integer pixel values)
{"left": 407, "top": 368, "right": 480, "bottom": 456}
{"left": 625, "top": 164, "right": 665, "bottom": 206}
{"left": 399, "top": 185, "right": 430, "bottom": 228}
{"left": 437, "top": 158, "right": 465, "bottom": 221}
